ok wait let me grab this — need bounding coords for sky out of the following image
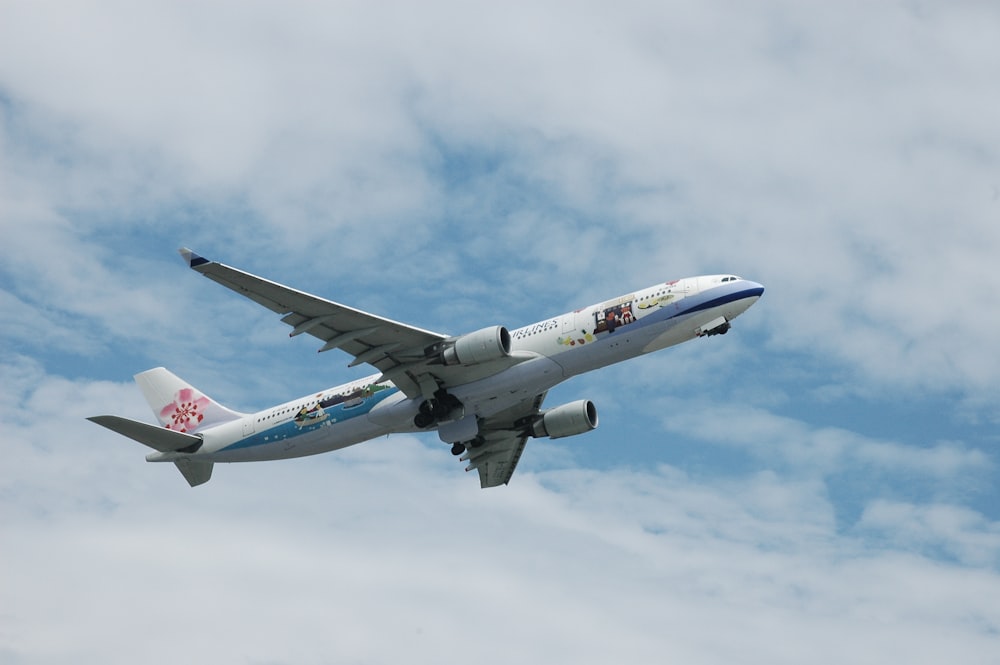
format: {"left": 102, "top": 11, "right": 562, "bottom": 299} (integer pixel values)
{"left": 1, "top": 1, "right": 999, "bottom": 663}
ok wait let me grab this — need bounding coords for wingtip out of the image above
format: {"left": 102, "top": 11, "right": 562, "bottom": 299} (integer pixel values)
{"left": 178, "top": 247, "right": 210, "bottom": 268}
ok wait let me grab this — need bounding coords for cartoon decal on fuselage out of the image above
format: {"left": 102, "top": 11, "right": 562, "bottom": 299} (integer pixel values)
{"left": 295, "top": 404, "right": 329, "bottom": 427}
{"left": 556, "top": 285, "right": 681, "bottom": 348}
{"left": 594, "top": 299, "right": 636, "bottom": 335}
{"left": 637, "top": 294, "right": 675, "bottom": 310}
{"left": 557, "top": 330, "right": 596, "bottom": 347}
{"left": 294, "top": 383, "right": 391, "bottom": 427}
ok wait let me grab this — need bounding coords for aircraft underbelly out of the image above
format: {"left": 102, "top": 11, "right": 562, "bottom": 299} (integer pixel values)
{"left": 451, "top": 355, "right": 566, "bottom": 418}
{"left": 642, "top": 296, "right": 757, "bottom": 353}
{"left": 642, "top": 313, "right": 700, "bottom": 354}
{"left": 553, "top": 322, "right": 670, "bottom": 377}
{"left": 208, "top": 416, "right": 392, "bottom": 462}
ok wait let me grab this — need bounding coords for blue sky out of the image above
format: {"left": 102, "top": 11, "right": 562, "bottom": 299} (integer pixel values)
{"left": 2, "top": 1, "right": 1000, "bottom": 663}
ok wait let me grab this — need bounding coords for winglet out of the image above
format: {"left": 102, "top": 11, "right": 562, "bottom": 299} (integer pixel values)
{"left": 178, "top": 247, "right": 210, "bottom": 268}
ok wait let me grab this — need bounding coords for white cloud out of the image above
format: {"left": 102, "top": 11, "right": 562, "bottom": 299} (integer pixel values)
{"left": 3, "top": 370, "right": 1000, "bottom": 664}
{"left": 0, "top": 362, "right": 997, "bottom": 663}
{"left": 3, "top": 0, "right": 998, "bottom": 402}
{"left": 2, "top": 2, "right": 1000, "bottom": 662}
{"left": 653, "top": 395, "right": 990, "bottom": 481}
{"left": 858, "top": 500, "right": 1000, "bottom": 568}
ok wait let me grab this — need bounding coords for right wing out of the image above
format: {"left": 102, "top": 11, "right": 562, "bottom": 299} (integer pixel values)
{"left": 179, "top": 249, "right": 531, "bottom": 399}
{"left": 180, "top": 249, "right": 449, "bottom": 398}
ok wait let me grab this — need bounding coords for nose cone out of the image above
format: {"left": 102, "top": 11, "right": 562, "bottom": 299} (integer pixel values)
{"left": 745, "top": 280, "right": 765, "bottom": 299}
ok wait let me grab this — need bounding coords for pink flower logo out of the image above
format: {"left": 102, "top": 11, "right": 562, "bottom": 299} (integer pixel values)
{"left": 161, "top": 388, "right": 210, "bottom": 432}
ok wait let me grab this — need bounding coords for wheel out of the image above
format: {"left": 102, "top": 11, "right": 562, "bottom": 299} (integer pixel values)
{"left": 451, "top": 442, "right": 466, "bottom": 456}
{"left": 414, "top": 412, "right": 434, "bottom": 428}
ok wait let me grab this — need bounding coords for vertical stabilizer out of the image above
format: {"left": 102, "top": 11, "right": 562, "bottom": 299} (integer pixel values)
{"left": 134, "top": 367, "right": 244, "bottom": 434}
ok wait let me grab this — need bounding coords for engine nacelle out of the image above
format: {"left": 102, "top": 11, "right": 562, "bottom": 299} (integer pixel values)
{"left": 531, "top": 400, "right": 599, "bottom": 439}
{"left": 440, "top": 326, "right": 512, "bottom": 366}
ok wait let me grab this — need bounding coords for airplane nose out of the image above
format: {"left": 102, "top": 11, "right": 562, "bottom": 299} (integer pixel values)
{"left": 747, "top": 281, "right": 765, "bottom": 298}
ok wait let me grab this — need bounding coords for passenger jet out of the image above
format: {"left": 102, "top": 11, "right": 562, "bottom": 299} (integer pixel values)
{"left": 89, "top": 249, "right": 764, "bottom": 488}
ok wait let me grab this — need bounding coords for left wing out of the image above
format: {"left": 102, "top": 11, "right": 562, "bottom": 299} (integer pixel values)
{"left": 460, "top": 393, "right": 546, "bottom": 488}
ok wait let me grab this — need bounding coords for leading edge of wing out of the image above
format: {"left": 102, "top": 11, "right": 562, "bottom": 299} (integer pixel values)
{"left": 179, "top": 248, "right": 445, "bottom": 339}
{"left": 178, "top": 248, "right": 449, "bottom": 392}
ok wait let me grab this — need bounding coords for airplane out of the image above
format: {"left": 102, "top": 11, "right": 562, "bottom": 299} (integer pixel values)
{"left": 89, "top": 249, "right": 764, "bottom": 488}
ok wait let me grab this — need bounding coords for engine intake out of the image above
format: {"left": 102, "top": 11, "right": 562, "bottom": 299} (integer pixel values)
{"left": 440, "top": 326, "right": 512, "bottom": 366}
{"left": 531, "top": 400, "right": 599, "bottom": 439}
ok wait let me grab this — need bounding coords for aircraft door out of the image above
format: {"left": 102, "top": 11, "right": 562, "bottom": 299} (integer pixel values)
{"left": 242, "top": 417, "right": 255, "bottom": 437}
{"left": 561, "top": 312, "right": 575, "bottom": 335}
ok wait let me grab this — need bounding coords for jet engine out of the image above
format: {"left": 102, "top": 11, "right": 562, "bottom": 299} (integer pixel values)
{"left": 531, "top": 400, "right": 599, "bottom": 439}
{"left": 439, "top": 326, "right": 512, "bottom": 366}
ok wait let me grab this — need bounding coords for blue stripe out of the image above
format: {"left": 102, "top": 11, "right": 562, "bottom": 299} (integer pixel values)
{"left": 673, "top": 286, "right": 764, "bottom": 318}
{"left": 223, "top": 386, "right": 398, "bottom": 451}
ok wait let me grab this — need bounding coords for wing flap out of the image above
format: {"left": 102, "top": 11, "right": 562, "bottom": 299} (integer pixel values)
{"left": 462, "top": 392, "right": 547, "bottom": 488}
{"left": 466, "top": 433, "right": 529, "bottom": 488}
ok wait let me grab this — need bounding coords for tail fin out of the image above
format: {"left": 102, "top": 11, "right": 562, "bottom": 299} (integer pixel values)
{"left": 134, "top": 367, "right": 244, "bottom": 433}
{"left": 88, "top": 368, "right": 238, "bottom": 488}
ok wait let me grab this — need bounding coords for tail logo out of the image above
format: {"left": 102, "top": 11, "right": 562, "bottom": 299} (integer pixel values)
{"left": 161, "top": 388, "right": 210, "bottom": 432}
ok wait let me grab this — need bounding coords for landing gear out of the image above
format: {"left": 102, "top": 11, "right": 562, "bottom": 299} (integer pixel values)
{"left": 431, "top": 389, "right": 462, "bottom": 418}
{"left": 700, "top": 321, "right": 731, "bottom": 337}
{"left": 412, "top": 389, "right": 465, "bottom": 429}
{"left": 450, "top": 435, "right": 486, "bottom": 456}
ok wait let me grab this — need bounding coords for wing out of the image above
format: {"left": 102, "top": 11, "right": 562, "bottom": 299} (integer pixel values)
{"left": 461, "top": 393, "right": 546, "bottom": 488}
{"left": 181, "top": 248, "right": 446, "bottom": 397}
{"left": 179, "top": 249, "right": 525, "bottom": 399}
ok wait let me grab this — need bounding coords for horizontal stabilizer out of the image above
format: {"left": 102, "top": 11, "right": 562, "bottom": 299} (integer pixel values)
{"left": 87, "top": 415, "right": 202, "bottom": 453}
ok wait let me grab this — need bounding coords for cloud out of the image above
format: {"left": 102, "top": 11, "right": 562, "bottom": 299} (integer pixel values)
{"left": 858, "top": 500, "right": 1000, "bottom": 568}
{"left": 2, "top": 1, "right": 1000, "bottom": 662}
{"left": 3, "top": 0, "right": 998, "bottom": 400}
{"left": 4, "top": 368, "right": 1000, "bottom": 664}
{"left": 653, "top": 395, "right": 990, "bottom": 482}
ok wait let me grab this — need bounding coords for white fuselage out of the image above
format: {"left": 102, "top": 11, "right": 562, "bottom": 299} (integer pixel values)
{"left": 147, "top": 275, "right": 763, "bottom": 465}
